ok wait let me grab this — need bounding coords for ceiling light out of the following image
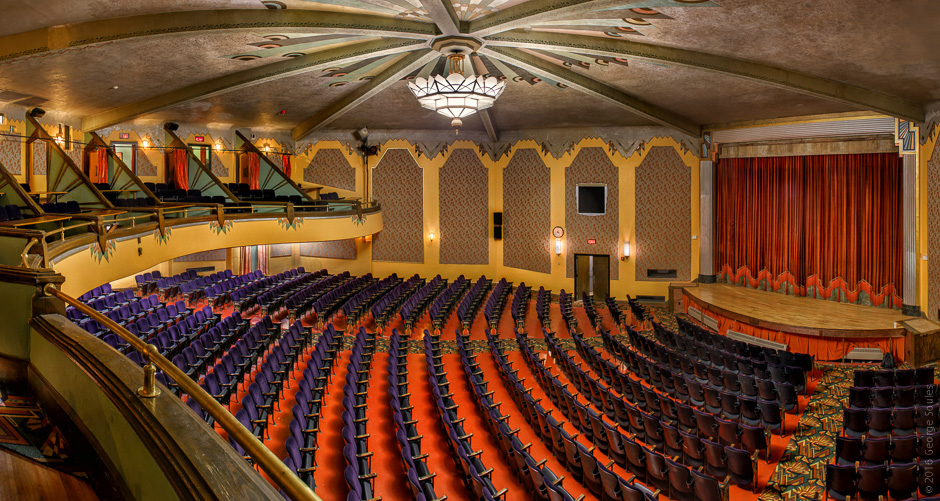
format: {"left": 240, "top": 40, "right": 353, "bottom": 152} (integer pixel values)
{"left": 111, "top": 85, "right": 119, "bottom": 90}
{"left": 408, "top": 52, "right": 505, "bottom": 134}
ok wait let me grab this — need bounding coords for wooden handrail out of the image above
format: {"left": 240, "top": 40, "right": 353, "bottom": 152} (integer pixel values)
{"left": 43, "top": 284, "right": 321, "bottom": 501}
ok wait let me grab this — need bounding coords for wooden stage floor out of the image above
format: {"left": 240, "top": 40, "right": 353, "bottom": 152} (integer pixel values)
{"left": 682, "top": 283, "right": 916, "bottom": 338}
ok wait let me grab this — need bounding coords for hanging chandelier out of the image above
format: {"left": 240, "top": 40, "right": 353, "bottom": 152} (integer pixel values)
{"left": 408, "top": 52, "right": 505, "bottom": 134}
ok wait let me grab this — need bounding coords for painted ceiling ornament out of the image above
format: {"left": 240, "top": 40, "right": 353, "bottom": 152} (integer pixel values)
{"left": 408, "top": 39, "right": 505, "bottom": 134}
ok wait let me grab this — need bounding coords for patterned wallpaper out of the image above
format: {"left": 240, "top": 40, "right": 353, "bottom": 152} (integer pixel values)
{"left": 299, "top": 240, "right": 356, "bottom": 260}
{"left": 929, "top": 137, "right": 940, "bottom": 320}
{"left": 440, "top": 149, "right": 489, "bottom": 265}
{"left": 303, "top": 149, "right": 356, "bottom": 191}
{"left": 65, "top": 141, "right": 82, "bottom": 168}
{"left": 372, "top": 149, "right": 424, "bottom": 263}
{"left": 635, "top": 146, "right": 691, "bottom": 281}
{"left": 210, "top": 150, "right": 228, "bottom": 178}
{"left": 0, "top": 136, "right": 21, "bottom": 174}
{"left": 138, "top": 152, "right": 158, "bottom": 177}
{"left": 270, "top": 243, "right": 293, "bottom": 257}
{"left": 32, "top": 141, "right": 46, "bottom": 176}
{"left": 173, "top": 249, "right": 227, "bottom": 262}
{"left": 503, "top": 149, "right": 551, "bottom": 274}
{"left": 565, "top": 147, "right": 619, "bottom": 280}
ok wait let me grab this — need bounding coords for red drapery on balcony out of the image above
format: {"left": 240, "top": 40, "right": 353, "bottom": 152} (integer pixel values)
{"left": 282, "top": 154, "right": 291, "bottom": 178}
{"left": 715, "top": 153, "right": 903, "bottom": 307}
{"left": 247, "top": 153, "right": 260, "bottom": 190}
{"left": 96, "top": 148, "right": 108, "bottom": 184}
{"left": 173, "top": 149, "right": 189, "bottom": 191}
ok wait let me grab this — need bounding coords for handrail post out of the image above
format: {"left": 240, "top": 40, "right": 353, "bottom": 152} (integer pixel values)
{"left": 138, "top": 344, "right": 162, "bottom": 398}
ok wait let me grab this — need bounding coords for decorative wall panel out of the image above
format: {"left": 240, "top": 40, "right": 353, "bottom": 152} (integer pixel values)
{"left": 929, "top": 138, "right": 940, "bottom": 320}
{"left": 0, "top": 135, "right": 21, "bottom": 174}
{"left": 270, "top": 244, "right": 293, "bottom": 258}
{"left": 635, "top": 146, "right": 691, "bottom": 281}
{"left": 303, "top": 149, "right": 356, "bottom": 191}
{"left": 66, "top": 142, "right": 82, "bottom": 167}
{"left": 503, "top": 149, "right": 551, "bottom": 274}
{"left": 32, "top": 141, "right": 46, "bottom": 176}
{"left": 439, "top": 149, "right": 488, "bottom": 265}
{"left": 372, "top": 149, "right": 424, "bottom": 263}
{"left": 565, "top": 147, "right": 619, "bottom": 280}
{"left": 173, "top": 249, "right": 226, "bottom": 262}
{"left": 137, "top": 152, "right": 158, "bottom": 177}
{"left": 299, "top": 240, "right": 357, "bottom": 260}
{"left": 210, "top": 150, "right": 228, "bottom": 178}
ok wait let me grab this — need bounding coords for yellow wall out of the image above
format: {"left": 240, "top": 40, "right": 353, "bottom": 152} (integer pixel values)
{"left": 295, "top": 136, "right": 699, "bottom": 299}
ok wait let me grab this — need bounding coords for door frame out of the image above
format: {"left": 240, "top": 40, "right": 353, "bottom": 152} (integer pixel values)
{"left": 573, "top": 253, "right": 611, "bottom": 298}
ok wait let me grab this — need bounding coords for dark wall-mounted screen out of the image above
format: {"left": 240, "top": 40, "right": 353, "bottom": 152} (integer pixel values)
{"left": 577, "top": 184, "right": 607, "bottom": 215}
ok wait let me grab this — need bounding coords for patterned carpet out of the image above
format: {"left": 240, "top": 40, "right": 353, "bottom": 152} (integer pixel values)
{"left": 0, "top": 382, "right": 84, "bottom": 475}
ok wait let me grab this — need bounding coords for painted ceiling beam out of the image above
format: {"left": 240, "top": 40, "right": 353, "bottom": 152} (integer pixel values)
{"left": 467, "top": 0, "right": 616, "bottom": 37}
{"left": 292, "top": 50, "right": 439, "bottom": 141}
{"left": 0, "top": 9, "right": 438, "bottom": 63}
{"left": 485, "top": 30, "right": 926, "bottom": 122}
{"left": 82, "top": 39, "right": 425, "bottom": 132}
{"left": 469, "top": 53, "right": 499, "bottom": 141}
{"left": 418, "top": 0, "right": 464, "bottom": 35}
{"left": 482, "top": 46, "right": 701, "bottom": 137}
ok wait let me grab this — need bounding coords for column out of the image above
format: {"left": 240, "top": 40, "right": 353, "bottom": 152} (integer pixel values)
{"left": 903, "top": 154, "right": 919, "bottom": 316}
{"left": 698, "top": 159, "right": 715, "bottom": 283}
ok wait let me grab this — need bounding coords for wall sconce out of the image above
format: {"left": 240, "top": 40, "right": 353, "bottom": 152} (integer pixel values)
{"left": 214, "top": 140, "right": 223, "bottom": 151}
{"left": 622, "top": 240, "right": 630, "bottom": 261}
{"left": 428, "top": 230, "right": 435, "bottom": 242}
{"left": 141, "top": 138, "right": 151, "bottom": 149}
{"left": 555, "top": 238, "right": 563, "bottom": 255}
{"left": 0, "top": 113, "right": 5, "bottom": 125}
{"left": 263, "top": 145, "right": 272, "bottom": 153}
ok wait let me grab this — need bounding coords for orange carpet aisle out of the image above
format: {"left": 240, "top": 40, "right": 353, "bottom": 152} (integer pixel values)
{"left": 442, "top": 352, "right": 528, "bottom": 497}
{"left": 367, "top": 352, "right": 413, "bottom": 500}
{"left": 405, "top": 352, "right": 473, "bottom": 501}
{"left": 311, "top": 347, "right": 353, "bottom": 498}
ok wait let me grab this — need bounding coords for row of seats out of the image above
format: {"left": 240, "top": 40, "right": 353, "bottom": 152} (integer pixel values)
{"left": 388, "top": 330, "right": 445, "bottom": 501}
{"left": 566, "top": 330, "right": 771, "bottom": 460}
{"left": 537, "top": 331, "right": 758, "bottom": 494}
{"left": 507, "top": 282, "right": 530, "bottom": 327}
{"left": 649, "top": 322, "right": 810, "bottom": 393}
{"left": 484, "top": 329, "right": 665, "bottom": 501}
{"left": 399, "top": 275, "right": 446, "bottom": 332}
{"left": 826, "top": 462, "right": 934, "bottom": 500}
{"left": 844, "top": 404, "right": 940, "bottom": 438}
{"left": 855, "top": 368, "right": 936, "bottom": 388}
{"left": 283, "top": 272, "right": 351, "bottom": 321}
{"left": 41, "top": 201, "right": 82, "bottom": 214}
{"left": 457, "top": 276, "right": 494, "bottom": 329}
{"left": 482, "top": 278, "right": 512, "bottom": 328}
{"left": 370, "top": 275, "right": 423, "bottom": 331}
{"left": 0, "top": 204, "right": 25, "bottom": 221}
{"left": 342, "top": 327, "right": 381, "bottom": 501}
{"left": 599, "top": 329, "right": 787, "bottom": 436}
{"left": 429, "top": 275, "right": 470, "bottom": 330}
{"left": 281, "top": 322, "right": 342, "bottom": 491}
{"left": 424, "top": 331, "right": 510, "bottom": 500}
{"left": 256, "top": 269, "right": 326, "bottom": 317}
{"left": 341, "top": 274, "right": 402, "bottom": 327}
{"left": 849, "top": 385, "right": 940, "bottom": 409}
{"left": 837, "top": 433, "right": 940, "bottom": 465}
{"left": 309, "top": 274, "right": 374, "bottom": 325}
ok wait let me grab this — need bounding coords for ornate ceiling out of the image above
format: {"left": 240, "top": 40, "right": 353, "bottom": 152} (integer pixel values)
{"left": 0, "top": 0, "right": 937, "bottom": 141}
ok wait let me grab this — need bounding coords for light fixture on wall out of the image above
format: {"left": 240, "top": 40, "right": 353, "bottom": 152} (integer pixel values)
{"left": 622, "top": 240, "right": 630, "bottom": 261}
{"left": 141, "top": 137, "right": 151, "bottom": 149}
{"left": 0, "top": 113, "right": 5, "bottom": 125}
{"left": 428, "top": 230, "right": 435, "bottom": 242}
{"left": 263, "top": 144, "right": 272, "bottom": 153}
{"left": 215, "top": 140, "right": 223, "bottom": 152}
{"left": 55, "top": 124, "right": 64, "bottom": 146}
{"left": 555, "top": 238, "right": 563, "bottom": 255}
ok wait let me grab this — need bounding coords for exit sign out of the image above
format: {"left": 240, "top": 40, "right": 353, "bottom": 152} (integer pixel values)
{"left": 587, "top": 239, "right": 596, "bottom": 245}
{"left": 119, "top": 133, "right": 130, "bottom": 139}
{"left": 195, "top": 136, "right": 205, "bottom": 142}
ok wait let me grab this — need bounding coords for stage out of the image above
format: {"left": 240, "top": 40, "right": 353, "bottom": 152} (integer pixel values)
{"left": 679, "top": 283, "right": 940, "bottom": 364}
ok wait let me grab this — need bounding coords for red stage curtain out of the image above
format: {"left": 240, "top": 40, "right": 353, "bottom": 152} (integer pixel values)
{"left": 96, "top": 148, "right": 108, "bottom": 184}
{"left": 247, "top": 153, "right": 260, "bottom": 190}
{"left": 173, "top": 149, "right": 189, "bottom": 191}
{"left": 715, "top": 153, "right": 903, "bottom": 307}
{"left": 282, "top": 154, "right": 291, "bottom": 178}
